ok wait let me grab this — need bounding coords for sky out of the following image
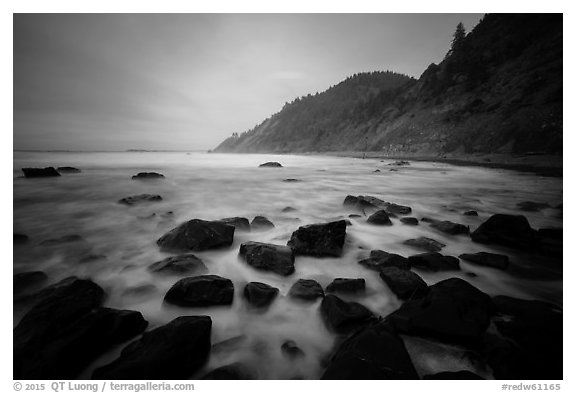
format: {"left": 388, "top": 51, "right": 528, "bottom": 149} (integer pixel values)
{"left": 13, "top": 13, "right": 483, "bottom": 151}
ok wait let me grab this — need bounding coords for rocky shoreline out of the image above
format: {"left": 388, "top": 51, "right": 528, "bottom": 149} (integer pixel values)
{"left": 13, "top": 164, "right": 563, "bottom": 380}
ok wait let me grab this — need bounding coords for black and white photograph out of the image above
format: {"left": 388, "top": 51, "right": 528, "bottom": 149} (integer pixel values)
{"left": 11, "top": 5, "right": 565, "bottom": 384}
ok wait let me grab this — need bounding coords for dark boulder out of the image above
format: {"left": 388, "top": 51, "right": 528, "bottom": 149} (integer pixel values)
{"left": 430, "top": 220, "right": 470, "bottom": 235}
{"left": 423, "top": 370, "right": 484, "bottom": 379}
{"left": 22, "top": 167, "right": 61, "bottom": 178}
{"left": 250, "top": 216, "right": 275, "bottom": 230}
{"left": 157, "top": 219, "right": 234, "bottom": 251}
{"left": 131, "top": 172, "right": 165, "bottom": 179}
{"left": 400, "top": 217, "right": 419, "bottom": 225}
{"left": 344, "top": 195, "right": 412, "bottom": 215}
{"left": 288, "top": 279, "right": 324, "bottom": 301}
{"left": 148, "top": 254, "right": 208, "bottom": 275}
{"left": 239, "top": 241, "right": 295, "bottom": 276}
{"left": 459, "top": 252, "right": 509, "bottom": 270}
{"left": 14, "top": 233, "right": 29, "bottom": 244}
{"left": 281, "top": 206, "right": 297, "bottom": 212}
{"left": 379, "top": 267, "right": 428, "bottom": 300}
{"left": 517, "top": 201, "right": 550, "bottom": 212}
{"left": 322, "top": 321, "right": 418, "bottom": 379}
{"left": 326, "top": 278, "right": 365, "bottom": 294}
{"left": 470, "top": 214, "right": 537, "bottom": 250}
{"left": 403, "top": 237, "right": 446, "bottom": 252}
{"left": 383, "top": 202, "right": 412, "bottom": 215}
{"left": 537, "top": 227, "right": 562, "bottom": 256}
{"left": 388, "top": 160, "right": 410, "bottom": 166}
{"left": 282, "top": 178, "right": 301, "bottom": 182}
{"left": 14, "top": 271, "right": 48, "bottom": 294}
{"left": 287, "top": 220, "right": 346, "bottom": 257}
{"left": 259, "top": 162, "right": 282, "bottom": 167}
{"left": 93, "top": 316, "right": 212, "bottom": 380}
{"left": 281, "top": 340, "right": 305, "bottom": 359}
{"left": 118, "top": 194, "right": 162, "bottom": 205}
{"left": 464, "top": 210, "right": 478, "bottom": 216}
{"left": 243, "top": 282, "right": 279, "bottom": 308}
{"left": 388, "top": 278, "right": 492, "bottom": 346}
{"left": 202, "top": 362, "right": 256, "bottom": 379}
{"left": 366, "top": 210, "right": 392, "bottom": 225}
{"left": 164, "top": 275, "right": 234, "bottom": 307}
{"left": 218, "top": 217, "right": 251, "bottom": 232}
{"left": 408, "top": 252, "right": 460, "bottom": 271}
{"left": 320, "top": 295, "right": 375, "bottom": 334}
{"left": 57, "top": 166, "right": 81, "bottom": 173}
{"left": 343, "top": 195, "right": 379, "bottom": 212}
{"left": 359, "top": 250, "right": 410, "bottom": 271}
{"left": 40, "top": 234, "right": 83, "bottom": 246}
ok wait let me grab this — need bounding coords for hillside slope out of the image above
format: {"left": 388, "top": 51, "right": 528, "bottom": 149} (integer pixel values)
{"left": 214, "top": 14, "right": 562, "bottom": 156}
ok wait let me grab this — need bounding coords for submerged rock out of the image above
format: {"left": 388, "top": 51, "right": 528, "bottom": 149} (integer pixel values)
{"left": 430, "top": 220, "right": 470, "bottom": 235}
{"left": 400, "top": 217, "right": 419, "bottom": 225}
{"left": 164, "top": 275, "right": 234, "bottom": 307}
{"left": 459, "top": 252, "right": 509, "bottom": 270}
{"left": 157, "top": 219, "right": 235, "bottom": 251}
{"left": 118, "top": 194, "right": 162, "bottom": 205}
{"left": 218, "top": 217, "right": 251, "bottom": 232}
{"left": 320, "top": 295, "right": 375, "bottom": 334}
{"left": 359, "top": 250, "right": 410, "bottom": 271}
{"left": 282, "top": 178, "right": 301, "bottom": 182}
{"left": 366, "top": 210, "right": 392, "bottom": 225}
{"left": 517, "top": 201, "right": 550, "bottom": 212}
{"left": 131, "top": 172, "right": 165, "bottom": 179}
{"left": 282, "top": 206, "right": 297, "bottom": 212}
{"left": 388, "top": 278, "right": 492, "bottom": 346}
{"left": 281, "top": 340, "right": 305, "bottom": 359}
{"left": 408, "top": 252, "right": 460, "bottom": 271}
{"left": 287, "top": 220, "right": 346, "bottom": 257}
{"left": 326, "top": 278, "right": 365, "bottom": 294}
{"left": 379, "top": 267, "right": 428, "bottom": 300}
{"left": 259, "top": 162, "right": 283, "bottom": 167}
{"left": 202, "top": 362, "right": 256, "bottom": 380}
{"left": 344, "top": 195, "right": 412, "bottom": 215}
{"left": 250, "top": 216, "right": 275, "bottom": 230}
{"left": 57, "top": 166, "right": 81, "bottom": 173}
{"left": 288, "top": 279, "right": 324, "bottom": 301}
{"left": 471, "top": 214, "right": 537, "bottom": 250}
{"left": 14, "top": 233, "right": 29, "bottom": 244}
{"left": 463, "top": 210, "right": 479, "bottom": 216}
{"left": 239, "top": 241, "right": 295, "bottom": 276}
{"left": 403, "top": 237, "right": 446, "bottom": 252}
{"left": 22, "top": 167, "right": 61, "bottom": 178}
{"left": 388, "top": 160, "right": 410, "bottom": 166}
{"left": 93, "top": 316, "right": 212, "bottom": 380}
{"left": 13, "top": 271, "right": 48, "bottom": 294}
{"left": 243, "top": 282, "right": 279, "bottom": 308}
{"left": 322, "top": 321, "right": 418, "bottom": 379}
{"left": 40, "top": 234, "right": 83, "bottom": 246}
{"left": 148, "top": 254, "right": 208, "bottom": 275}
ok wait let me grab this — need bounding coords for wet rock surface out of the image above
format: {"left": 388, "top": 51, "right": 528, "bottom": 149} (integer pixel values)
{"left": 359, "top": 250, "right": 410, "bottom": 271}
{"left": 22, "top": 167, "right": 61, "bottom": 178}
{"left": 400, "top": 217, "right": 419, "bottom": 225}
{"left": 459, "top": 252, "right": 509, "bottom": 270}
{"left": 131, "top": 172, "right": 165, "bottom": 179}
{"left": 403, "top": 237, "right": 446, "bottom": 252}
{"left": 218, "top": 217, "right": 251, "bottom": 231}
{"left": 164, "top": 275, "right": 234, "bottom": 307}
{"left": 379, "top": 267, "right": 428, "bottom": 300}
{"left": 471, "top": 214, "right": 538, "bottom": 250}
{"left": 320, "top": 294, "right": 375, "bottom": 334}
{"left": 118, "top": 194, "right": 162, "bottom": 205}
{"left": 157, "top": 219, "right": 235, "bottom": 251}
{"left": 288, "top": 279, "right": 324, "bottom": 301}
{"left": 408, "top": 252, "right": 461, "bottom": 271}
{"left": 250, "top": 216, "right": 275, "bottom": 230}
{"left": 287, "top": 220, "right": 346, "bottom": 257}
{"left": 366, "top": 210, "right": 392, "bottom": 225}
{"left": 243, "top": 282, "right": 279, "bottom": 308}
{"left": 326, "top": 278, "right": 365, "bottom": 294}
{"left": 57, "top": 166, "right": 81, "bottom": 173}
{"left": 148, "top": 254, "right": 208, "bottom": 275}
{"left": 259, "top": 162, "right": 283, "bottom": 167}
{"left": 239, "top": 241, "right": 295, "bottom": 276}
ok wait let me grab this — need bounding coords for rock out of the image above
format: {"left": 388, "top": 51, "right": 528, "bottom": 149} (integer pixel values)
{"left": 148, "top": 254, "right": 208, "bottom": 275}
{"left": 281, "top": 340, "right": 305, "bottom": 359}
{"left": 16, "top": 307, "right": 147, "bottom": 379}
{"left": 131, "top": 172, "right": 165, "bottom": 179}
{"left": 282, "top": 178, "right": 301, "bottom": 182}
{"left": 40, "top": 234, "right": 83, "bottom": 246}
{"left": 379, "top": 267, "right": 428, "bottom": 300}
{"left": 359, "top": 250, "right": 410, "bottom": 271}
{"left": 459, "top": 252, "right": 509, "bottom": 270}
{"left": 430, "top": 220, "right": 470, "bottom": 235}
{"left": 471, "top": 214, "right": 539, "bottom": 250}
{"left": 250, "top": 216, "right": 275, "bottom": 230}
{"left": 14, "top": 277, "right": 106, "bottom": 378}
{"left": 463, "top": 210, "right": 478, "bottom": 216}
{"left": 118, "top": 194, "right": 162, "bottom": 205}
{"left": 343, "top": 195, "right": 379, "bottom": 212}
{"left": 322, "top": 321, "right": 418, "bottom": 379}
{"left": 288, "top": 279, "right": 324, "bottom": 301}
{"left": 202, "top": 362, "right": 256, "bottom": 379}
{"left": 287, "top": 220, "right": 346, "bottom": 257}
{"left": 320, "top": 295, "right": 375, "bottom": 334}
{"left": 13, "top": 271, "right": 48, "bottom": 294}
{"left": 157, "top": 219, "right": 235, "bottom": 251}
{"left": 389, "top": 168, "right": 398, "bottom": 172}
{"left": 423, "top": 370, "right": 484, "bottom": 379}
{"left": 408, "top": 252, "right": 460, "bottom": 271}
{"left": 93, "top": 316, "right": 212, "bottom": 380}
{"left": 239, "top": 241, "right": 295, "bottom": 276}
{"left": 57, "top": 166, "right": 81, "bottom": 173}
{"left": 373, "top": 169, "right": 381, "bottom": 172}
{"left": 348, "top": 214, "right": 362, "bottom": 218}
{"left": 517, "top": 201, "right": 550, "bottom": 212}
{"left": 326, "top": 278, "right": 365, "bottom": 294}
{"left": 22, "top": 167, "right": 61, "bottom": 177}
{"left": 537, "top": 227, "right": 562, "bottom": 256}
{"left": 282, "top": 206, "right": 297, "bottom": 212}
{"left": 218, "top": 217, "right": 251, "bottom": 232}
{"left": 388, "top": 160, "right": 410, "bottom": 166}
{"left": 14, "top": 233, "right": 29, "bottom": 244}
{"left": 388, "top": 278, "right": 492, "bottom": 346}
{"left": 243, "top": 282, "right": 279, "bottom": 308}
{"left": 259, "top": 162, "right": 282, "bottom": 167}
{"left": 400, "top": 217, "right": 419, "bottom": 225}
{"left": 164, "top": 275, "right": 234, "bottom": 307}
{"left": 420, "top": 217, "right": 436, "bottom": 223}
{"left": 366, "top": 210, "right": 392, "bottom": 225}
{"left": 403, "top": 237, "right": 446, "bottom": 252}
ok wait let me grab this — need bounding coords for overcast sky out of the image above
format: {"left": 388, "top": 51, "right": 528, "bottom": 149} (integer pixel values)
{"left": 14, "top": 13, "right": 483, "bottom": 151}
